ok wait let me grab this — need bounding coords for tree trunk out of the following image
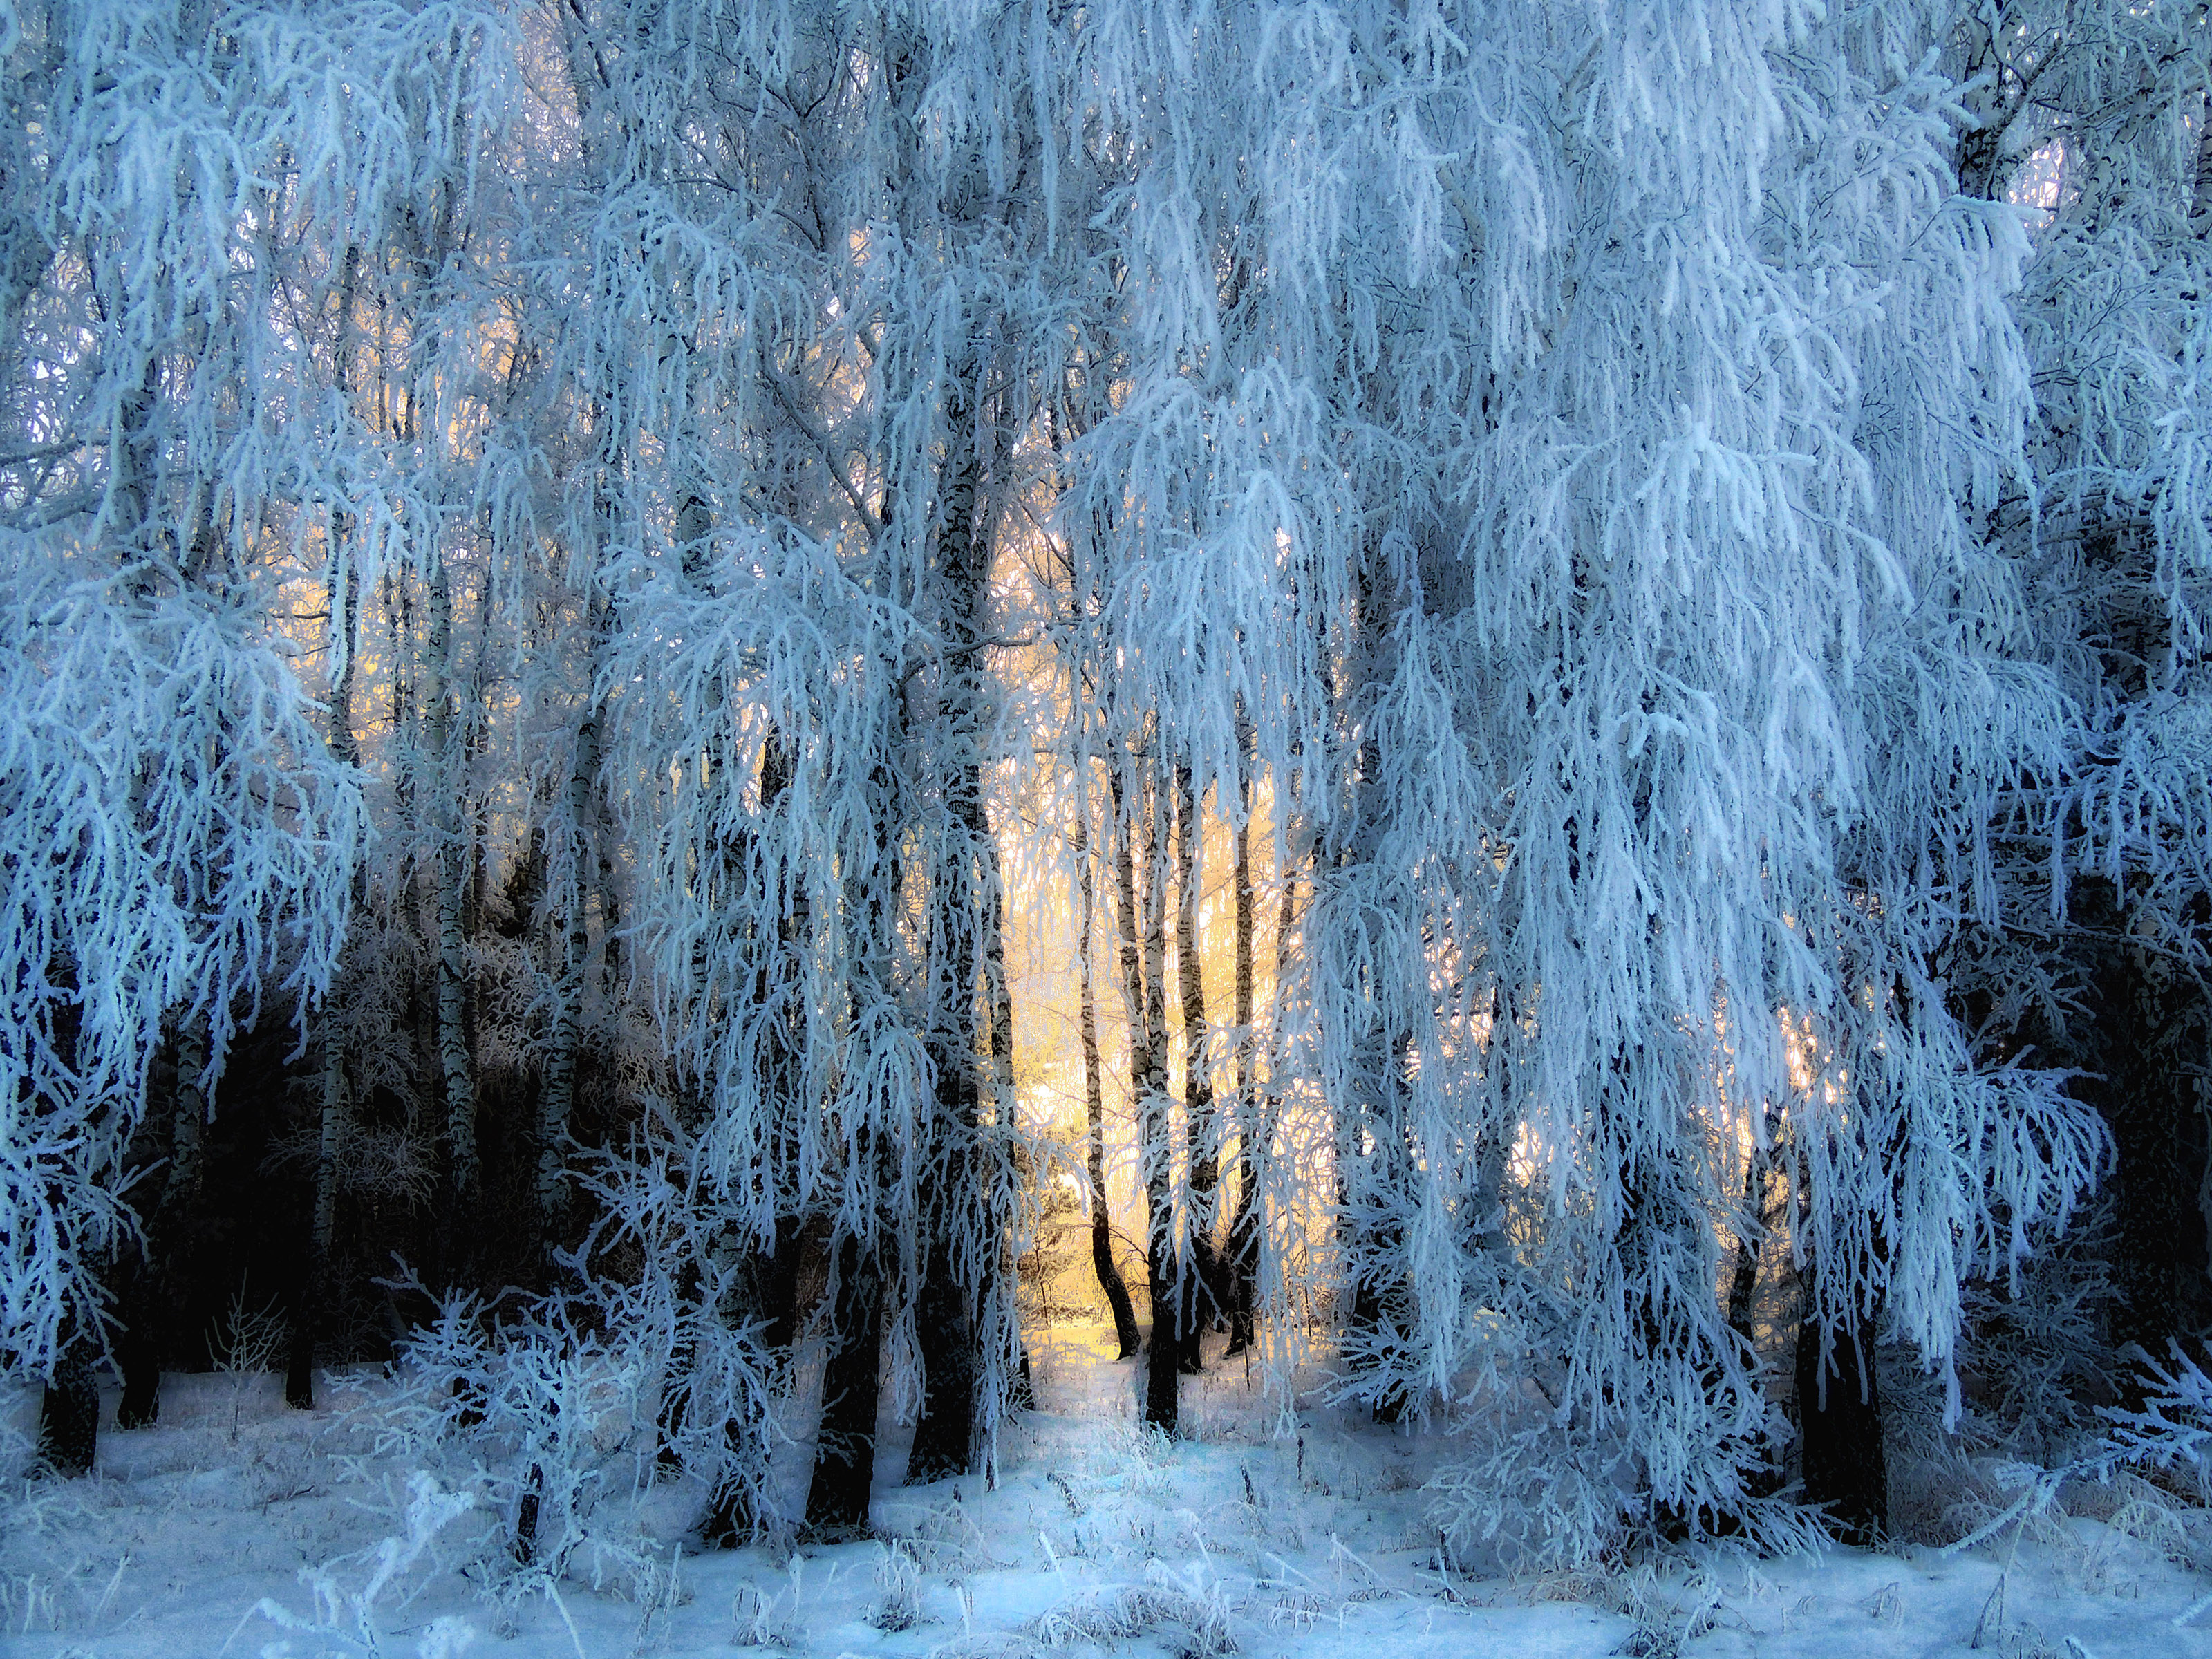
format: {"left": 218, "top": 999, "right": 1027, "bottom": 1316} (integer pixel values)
{"left": 425, "top": 560, "right": 478, "bottom": 1212}
{"left": 1793, "top": 1043, "right": 1889, "bottom": 1550}
{"left": 91, "top": 340, "right": 173, "bottom": 1445}
{"left": 906, "top": 1229, "right": 977, "bottom": 1481}
{"left": 1343, "top": 1028, "right": 1413, "bottom": 1424}
{"left": 292, "top": 487, "right": 364, "bottom": 1408}
{"left": 1113, "top": 746, "right": 1180, "bottom": 1434}
{"left": 37, "top": 1340, "right": 98, "bottom": 1479}
{"left": 288, "top": 1040, "right": 347, "bottom": 1410}
{"left": 907, "top": 722, "right": 983, "bottom": 1481}
{"left": 805, "top": 1234, "right": 885, "bottom": 1537}
{"left": 112, "top": 1246, "right": 161, "bottom": 1430}
{"left": 2073, "top": 880, "right": 2212, "bottom": 1392}
{"left": 909, "top": 350, "right": 1011, "bottom": 1482}
{"left": 1173, "top": 758, "right": 1218, "bottom": 1373}
{"left": 698, "top": 1217, "right": 808, "bottom": 1547}
{"left": 1076, "top": 807, "right": 1141, "bottom": 1357}
{"left": 118, "top": 1020, "right": 209, "bottom": 1428}
{"left": 539, "top": 585, "right": 606, "bottom": 1262}
{"left": 1795, "top": 1272, "right": 1888, "bottom": 1548}
{"left": 1223, "top": 733, "right": 1259, "bottom": 1358}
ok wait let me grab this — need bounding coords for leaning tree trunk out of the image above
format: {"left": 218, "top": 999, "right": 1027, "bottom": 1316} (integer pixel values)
{"left": 1076, "top": 806, "right": 1141, "bottom": 1357}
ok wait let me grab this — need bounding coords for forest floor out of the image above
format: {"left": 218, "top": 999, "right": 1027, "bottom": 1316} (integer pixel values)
{"left": 3, "top": 1323, "right": 2211, "bottom": 1659}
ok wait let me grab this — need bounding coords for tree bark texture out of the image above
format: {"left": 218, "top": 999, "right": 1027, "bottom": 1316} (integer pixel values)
{"left": 1115, "top": 748, "right": 1181, "bottom": 1433}
{"left": 806, "top": 1235, "right": 885, "bottom": 1537}
{"left": 1173, "top": 759, "right": 1218, "bottom": 1371}
{"left": 1224, "top": 738, "right": 1258, "bottom": 1358}
{"left": 539, "top": 585, "right": 607, "bottom": 1251}
{"left": 426, "top": 561, "right": 478, "bottom": 1210}
{"left": 1076, "top": 807, "right": 1141, "bottom": 1357}
{"left": 1795, "top": 1281, "right": 1889, "bottom": 1547}
{"left": 37, "top": 1344, "right": 98, "bottom": 1480}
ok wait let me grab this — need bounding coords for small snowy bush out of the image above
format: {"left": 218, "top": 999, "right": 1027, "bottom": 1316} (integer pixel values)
{"left": 242, "top": 1470, "right": 475, "bottom": 1658}
{"left": 363, "top": 1144, "right": 778, "bottom": 1603}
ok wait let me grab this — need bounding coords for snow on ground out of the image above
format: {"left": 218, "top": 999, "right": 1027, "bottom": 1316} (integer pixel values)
{"left": 3, "top": 1324, "right": 2211, "bottom": 1659}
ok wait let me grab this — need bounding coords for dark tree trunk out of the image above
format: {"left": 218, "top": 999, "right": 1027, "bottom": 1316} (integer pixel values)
{"left": 292, "top": 266, "right": 366, "bottom": 1411}
{"left": 906, "top": 1245, "right": 977, "bottom": 1482}
{"left": 697, "top": 1221, "right": 807, "bottom": 1547}
{"left": 1076, "top": 809, "right": 1141, "bottom": 1358}
{"left": 1719, "top": 1119, "right": 1788, "bottom": 1510}
{"left": 906, "top": 342, "right": 1008, "bottom": 1481}
{"left": 1091, "top": 1208, "right": 1141, "bottom": 1360}
{"left": 1796, "top": 1279, "right": 1888, "bottom": 1547}
{"left": 805, "top": 1236, "right": 885, "bottom": 1537}
{"left": 1348, "top": 1240, "right": 1409, "bottom": 1423}
{"left": 1343, "top": 1062, "right": 1413, "bottom": 1424}
{"left": 688, "top": 737, "right": 805, "bottom": 1537}
{"left": 2077, "top": 883, "right": 2212, "bottom": 1381}
{"left": 514, "top": 1464, "right": 544, "bottom": 1564}
{"left": 1144, "top": 1231, "right": 1181, "bottom": 1433}
{"left": 283, "top": 1247, "right": 319, "bottom": 1410}
{"left": 1173, "top": 760, "right": 1220, "bottom": 1373}
{"left": 655, "top": 1223, "right": 713, "bottom": 1477}
{"left": 1115, "top": 748, "right": 1180, "bottom": 1436}
{"left": 283, "top": 1285, "right": 320, "bottom": 1410}
{"left": 908, "top": 943, "right": 982, "bottom": 1480}
{"left": 113, "top": 1255, "right": 160, "bottom": 1429}
{"left": 38, "top": 1344, "right": 98, "bottom": 1479}
{"left": 1223, "top": 736, "right": 1260, "bottom": 1359}
{"left": 124, "top": 1017, "right": 210, "bottom": 1426}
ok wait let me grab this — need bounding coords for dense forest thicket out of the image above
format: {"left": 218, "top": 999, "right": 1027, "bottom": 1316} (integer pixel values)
{"left": 6, "top": 0, "right": 2212, "bottom": 1569}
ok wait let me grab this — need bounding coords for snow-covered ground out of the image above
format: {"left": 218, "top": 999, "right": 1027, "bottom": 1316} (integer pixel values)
{"left": 3, "top": 1324, "right": 2210, "bottom": 1659}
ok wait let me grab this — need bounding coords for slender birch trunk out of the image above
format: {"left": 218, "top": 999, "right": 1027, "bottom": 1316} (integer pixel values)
{"left": 1172, "top": 759, "right": 1217, "bottom": 1372}
{"left": 1109, "top": 737, "right": 1179, "bottom": 1433}
{"left": 289, "top": 531, "right": 363, "bottom": 1407}
{"left": 283, "top": 248, "right": 368, "bottom": 1407}
{"left": 1076, "top": 803, "right": 1141, "bottom": 1356}
{"left": 425, "top": 557, "right": 478, "bottom": 1208}
{"left": 1223, "top": 722, "right": 1259, "bottom": 1358}
{"left": 538, "top": 585, "right": 605, "bottom": 1250}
